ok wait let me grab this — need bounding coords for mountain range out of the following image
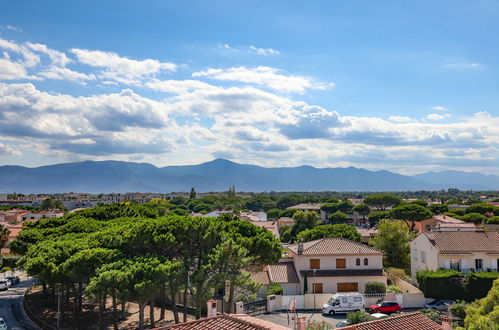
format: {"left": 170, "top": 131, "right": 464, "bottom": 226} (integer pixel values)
{"left": 1, "top": 158, "right": 498, "bottom": 193}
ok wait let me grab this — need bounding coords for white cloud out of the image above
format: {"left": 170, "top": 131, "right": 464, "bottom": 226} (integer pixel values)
{"left": 0, "top": 58, "right": 29, "bottom": 79}
{"left": 38, "top": 66, "right": 96, "bottom": 83}
{"left": 443, "top": 61, "right": 482, "bottom": 69}
{"left": 70, "top": 48, "right": 176, "bottom": 84}
{"left": 249, "top": 45, "right": 280, "bottom": 56}
{"left": 192, "top": 66, "right": 333, "bottom": 93}
{"left": 145, "top": 79, "right": 215, "bottom": 94}
{"left": 4, "top": 25, "right": 22, "bottom": 32}
{"left": 432, "top": 106, "right": 448, "bottom": 112}
{"left": 388, "top": 116, "right": 414, "bottom": 123}
{"left": 0, "top": 38, "right": 40, "bottom": 67}
{"left": 27, "top": 42, "right": 71, "bottom": 67}
{"left": 0, "top": 142, "right": 21, "bottom": 156}
{"left": 427, "top": 113, "right": 446, "bottom": 121}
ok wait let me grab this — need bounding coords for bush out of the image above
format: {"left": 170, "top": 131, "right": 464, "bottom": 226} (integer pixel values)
{"left": 460, "top": 213, "right": 487, "bottom": 224}
{"left": 464, "top": 272, "right": 499, "bottom": 301}
{"left": 486, "top": 216, "right": 499, "bottom": 224}
{"left": 386, "top": 267, "right": 410, "bottom": 282}
{"left": 1, "top": 266, "right": 12, "bottom": 273}
{"left": 463, "top": 278, "right": 499, "bottom": 329}
{"left": 346, "top": 311, "right": 375, "bottom": 325}
{"left": 306, "top": 321, "right": 334, "bottom": 330}
{"left": 449, "top": 300, "right": 468, "bottom": 320}
{"left": 0, "top": 256, "right": 20, "bottom": 269}
{"left": 266, "top": 282, "right": 283, "bottom": 296}
{"left": 387, "top": 285, "right": 402, "bottom": 294}
{"left": 420, "top": 309, "right": 442, "bottom": 324}
{"left": 365, "top": 281, "right": 387, "bottom": 294}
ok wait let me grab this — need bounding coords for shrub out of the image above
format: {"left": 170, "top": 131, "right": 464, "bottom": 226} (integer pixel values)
{"left": 365, "top": 281, "right": 387, "bottom": 294}
{"left": 347, "top": 311, "right": 375, "bottom": 325}
{"left": 420, "top": 309, "right": 442, "bottom": 324}
{"left": 387, "top": 285, "right": 402, "bottom": 294}
{"left": 1, "top": 266, "right": 12, "bottom": 273}
{"left": 386, "top": 267, "right": 410, "bottom": 282}
{"left": 266, "top": 282, "right": 283, "bottom": 296}
{"left": 486, "top": 216, "right": 499, "bottom": 224}
{"left": 464, "top": 272, "right": 499, "bottom": 301}
{"left": 306, "top": 321, "right": 334, "bottom": 330}
{"left": 449, "top": 300, "right": 468, "bottom": 320}
{"left": 463, "top": 278, "right": 499, "bottom": 329}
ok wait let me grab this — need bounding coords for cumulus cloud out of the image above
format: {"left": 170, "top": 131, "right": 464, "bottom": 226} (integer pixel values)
{"left": 432, "top": 106, "right": 448, "bottom": 112}
{"left": 193, "top": 66, "right": 333, "bottom": 93}
{"left": 0, "top": 58, "right": 29, "bottom": 80}
{"left": 71, "top": 48, "right": 176, "bottom": 85}
{"left": 145, "top": 79, "right": 215, "bottom": 94}
{"left": 27, "top": 42, "right": 71, "bottom": 67}
{"left": 388, "top": 116, "right": 414, "bottom": 123}
{"left": 0, "top": 142, "right": 21, "bottom": 156}
{"left": 38, "top": 66, "right": 96, "bottom": 83}
{"left": 427, "top": 113, "right": 445, "bottom": 120}
{"left": 249, "top": 46, "right": 280, "bottom": 56}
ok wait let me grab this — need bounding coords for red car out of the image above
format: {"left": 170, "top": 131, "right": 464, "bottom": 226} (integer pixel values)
{"left": 369, "top": 301, "right": 402, "bottom": 313}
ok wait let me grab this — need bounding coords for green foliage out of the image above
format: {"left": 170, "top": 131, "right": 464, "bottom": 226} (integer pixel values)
{"left": 463, "top": 278, "right": 499, "bottom": 329}
{"left": 368, "top": 211, "right": 390, "bottom": 227}
{"left": 306, "top": 321, "right": 334, "bottom": 330}
{"left": 429, "top": 204, "right": 449, "bottom": 214}
{"left": 365, "top": 281, "right": 387, "bottom": 294}
{"left": 352, "top": 203, "right": 370, "bottom": 218}
{"left": 461, "top": 212, "right": 487, "bottom": 224}
{"left": 449, "top": 300, "right": 468, "bottom": 320}
{"left": 450, "top": 208, "right": 466, "bottom": 216}
{"left": 266, "top": 208, "right": 282, "bottom": 220}
{"left": 371, "top": 219, "right": 413, "bottom": 269}
{"left": 494, "top": 206, "right": 499, "bottom": 216}
{"left": 296, "top": 224, "right": 361, "bottom": 243}
{"left": 420, "top": 309, "right": 442, "bottom": 324}
{"left": 327, "top": 211, "right": 349, "bottom": 224}
{"left": 288, "top": 211, "right": 322, "bottom": 242}
{"left": 390, "top": 203, "right": 432, "bottom": 230}
{"left": 411, "top": 200, "right": 429, "bottom": 207}
{"left": 346, "top": 311, "right": 375, "bottom": 325}
{"left": 465, "top": 203, "right": 494, "bottom": 215}
{"left": 364, "top": 194, "right": 402, "bottom": 211}
{"left": 387, "top": 285, "right": 402, "bottom": 294}
{"left": 280, "top": 208, "right": 298, "bottom": 218}
{"left": 486, "top": 216, "right": 499, "bottom": 224}
{"left": 1, "top": 266, "right": 12, "bottom": 272}
{"left": 266, "top": 282, "right": 283, "bottom": 296}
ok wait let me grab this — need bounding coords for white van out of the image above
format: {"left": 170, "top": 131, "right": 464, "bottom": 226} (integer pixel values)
{"left": 322, "top": 292, "right": 365, "bottom": 315}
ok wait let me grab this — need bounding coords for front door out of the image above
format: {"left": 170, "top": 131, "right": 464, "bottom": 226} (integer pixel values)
{"left": 337, "top": 282, "right": 358, "bottom": 292}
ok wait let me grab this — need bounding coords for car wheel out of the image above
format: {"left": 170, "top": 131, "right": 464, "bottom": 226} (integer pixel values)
{"left": 396, "top": 309, "right": 402, "bottom": 313}
{"left": 329, "top": 310, "right": 335, "bottom": 315}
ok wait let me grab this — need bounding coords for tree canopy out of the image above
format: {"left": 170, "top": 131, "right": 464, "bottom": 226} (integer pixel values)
{"left": 390, "top": 203, "right": 432, "bottom": 231}
{"left": 296, "top": 224, "right": 361, "bottom": 243}
{"left": 364, "top": 194, "right": 401, "bottom": 211}
{"left": 371, "top": 219, "right": 414, "bottom": 270}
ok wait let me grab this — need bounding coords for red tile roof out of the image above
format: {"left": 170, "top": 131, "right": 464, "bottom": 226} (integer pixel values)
{"left": 432, "top": 215, "right": 464, "bottom": 224}
{"left": 343, "top": 312, "right": 442, "bottom": 330}
{"left": 300, "top": 269, "right": 385, "bottom": 277}
{"left": 288, "top": 237, "right": 383, "bottom": 255}
{"left": 155, "top": 314, "right": 290, "bottom": 329}
{"left": 251, "top": 268, "right": 270, "bottom": 285}
{"left": 424, "top": 231, "right": 499, "bottom": 253}
{"left": 268, "top": 261, "right": 300, "bottom": 284}
{"left": 287, "top": 203, "right": 324, "bottom": 210}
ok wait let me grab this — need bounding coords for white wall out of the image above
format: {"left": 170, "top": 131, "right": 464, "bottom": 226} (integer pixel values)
{"left": 305, "top": 275, "right": 387, "bottom": 294}
{"left": 293, "top": 254, "right": 383, "bottom": 272}
{"left": 410, "top": 234, "right": 439, "bottom": 281}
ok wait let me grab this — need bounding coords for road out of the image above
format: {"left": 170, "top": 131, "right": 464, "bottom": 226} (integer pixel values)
{"left": 0, "top": 273, "right": 39, "bottom": 330}
{"left": 256, "top": 310, "right": 347, "bottom": 328}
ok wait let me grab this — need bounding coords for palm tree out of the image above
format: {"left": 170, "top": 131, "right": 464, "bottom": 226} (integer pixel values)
{"left": 0, "top": 224, "right": 11, "bottom": 251}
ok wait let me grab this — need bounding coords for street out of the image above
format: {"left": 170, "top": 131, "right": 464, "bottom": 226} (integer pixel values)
{"left": 256, "top": 310, "right": 347, "bottom": 329}
{"left": 0, "top": 273, "right": 39, "bottom": 330}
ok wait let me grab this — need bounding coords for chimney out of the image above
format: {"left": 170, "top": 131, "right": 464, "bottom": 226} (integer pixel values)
{"left": 441, "top": 315, "right": 453, "bottom": 330}
{"left": 207, "top": 299, "right": 217, "bottom": 317}
{"left": 297, "top": 242, "right": 304, "bottom": 255}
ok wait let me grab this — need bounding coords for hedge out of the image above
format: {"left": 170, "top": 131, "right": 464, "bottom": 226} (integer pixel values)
{"left": 0, "top": 256, "right": 20, "bottom": 269}
{"left": 416, "top": 270, "right": 499, "bottom": 301}
{"left": 365, "top": 281, "right": 387, "bottom": 294}
{"left": 266, "top": 282, "right": 284, "bottom": 296}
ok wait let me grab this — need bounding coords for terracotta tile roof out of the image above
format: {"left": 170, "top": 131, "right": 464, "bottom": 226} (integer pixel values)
{"left": 343, "top": 312, "right": 442, "bottom": 330}
{"left": 287, "top": 203, "right": 324, "bottom": 210}
{"left": 156, "top": 314, "right": 290, "bottom": 329}
{"left": 268, "top": 261, "right": 300, "bottom": 284}
{"left": 432, "top": 215, "right": 464, "bottom": 224}
{"left": 251, "top": 268, "right": 270, "bottom": 285}
{"left": 300, "top": 269, "right": 385, "bottom": 277}
{"left": 424, "top": 231, "right": 499, "bottom": 253}
{"left": 356, "top": 228, "right": 378, "bottom": 237}
{"left": 249, "top": 221, "right": 279, "bottom": 236}
{"left": 435, "top": 223, "right": 475, "bottom": 228}
{"left": 288, "top": 237, "right": 383, "bottom": 255}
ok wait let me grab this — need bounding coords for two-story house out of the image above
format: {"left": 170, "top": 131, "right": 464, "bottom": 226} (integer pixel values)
{"left": 253, "top": 237, "right": 387, "bottom": 296}
{"left": 410, "top": 230, "right": 499, "bottom": 281}
{"left": 410, "top": 215, "right": 475, "bottom": 233}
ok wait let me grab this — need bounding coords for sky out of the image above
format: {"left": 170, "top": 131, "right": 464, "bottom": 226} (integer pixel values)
{"left": 0, "top": 0, "right": 499, "bottom": 175}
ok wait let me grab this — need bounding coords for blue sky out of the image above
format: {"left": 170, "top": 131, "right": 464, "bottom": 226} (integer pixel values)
{"left": 1, "top": 0, "right": 499, "bottom": 175}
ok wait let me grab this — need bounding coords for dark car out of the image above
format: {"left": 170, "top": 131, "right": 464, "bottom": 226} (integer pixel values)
{"left": 424, "top": 300, "right": 456, "bottom": 311}
{"left": 5, "top": 276, "right": 20, "bottom": 286}
{"left": 369, "top": 301, "right": 402, "bottom": 314}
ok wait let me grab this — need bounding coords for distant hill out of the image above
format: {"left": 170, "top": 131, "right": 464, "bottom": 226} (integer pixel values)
{"left": 0, "top": 159, "right": 498, "bottom": 193}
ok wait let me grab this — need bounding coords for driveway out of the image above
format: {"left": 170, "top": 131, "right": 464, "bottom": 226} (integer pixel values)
{"left": 256, "top": 310, "right": 346, "bottom": 329}
{"left": 0, "top": 273, "right": 39, "bottom": 330}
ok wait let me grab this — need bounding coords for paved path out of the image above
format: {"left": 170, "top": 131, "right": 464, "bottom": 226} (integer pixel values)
{"left": 0, "top": 273, "right": 39, "bottom": 330}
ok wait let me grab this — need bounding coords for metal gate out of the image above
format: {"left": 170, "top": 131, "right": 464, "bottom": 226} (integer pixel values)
{"left": 243, "top": 299, "right": 267, "bottom": 315}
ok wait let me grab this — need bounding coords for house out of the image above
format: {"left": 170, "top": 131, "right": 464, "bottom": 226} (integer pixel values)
{"left": 410, "top": 229, "right": 499, "bottom": 281}
{"left": 343, "top": 312, "right": 443, "bottom": 330}
{"left": 254, "top": 237, "right": 386, "bottom": 295}
{"left": 356, "top": 228, "right": 378, "bottom": 244}
{"left": 156, "top": 313, "right": 290, "bottom": 329}
{"left": 240, "top": 212, "right": 267, "bottom": 221}
{"left": 22, "top": 209, "right": 64, "bottom": 221}
{"left": 276, "top": 217, "right": 294, "bottom": 229}
{"left": 410, "top": 215, "right": 472, "bottom": 233}
{"left": 249, "top": 221, "right": 280, "bottom": 238}
{"left": 3, "top": 209, "right": 29, "bottom": 222}
{"left": 287, "top": 203, "right": 326, "bottom": 221}
{"left": 251, "top": 261, "right": 301, "bottom": 296}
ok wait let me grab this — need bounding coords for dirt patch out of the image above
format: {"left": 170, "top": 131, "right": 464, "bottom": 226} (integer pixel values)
{"left": 25, "top": 285, "right": 195, "bottom": 329}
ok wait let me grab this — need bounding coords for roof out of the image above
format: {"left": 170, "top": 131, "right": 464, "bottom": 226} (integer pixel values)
{"left": 5, "top": 209, "right": 28, "bottom": 213}
{"left": 277, "top": 217, "right": 294, "bottom": 223}
{"left": 356, "top": 228, "right": 378, "bottom": 237}
{"left": 432, "top": 215, "right": 464, "bottom": 224}
{"left": 268, "top": 262, "right": 300, "bottom": 283}
{"left": 156, "top": 314, "right": 290, "bottom": 329}
{"left": 423, "top": 231, "right": 499, "bottom": 253}
{"left": 435, "top": 223, "right": 475, "bottom": 228}
{"left": 287, "top": 203, "right": 324, "bottom": 210}
{"left": 300, "top": 269, "right": 385, "bottom": 277}
{"left": 485, "top": 224, "right": 499, "bottom": 232}
{"left": 250, "top": 221, "right": 279, "bottom": 236}
{"left": 288, "top": 237, "right": 383, "bottom": 256}
{"left": 251, "top": 269, "right": 270, "bottom": 285}
{"left": 343, "top": 312, "right": 442, "bottom": 330}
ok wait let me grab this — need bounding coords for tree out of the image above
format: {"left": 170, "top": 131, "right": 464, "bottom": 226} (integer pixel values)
{"left": 353, "top": 204, "right": 370, "bottom": 220}
{"left": 328, "top": 211, "right": 349, "bottom": 224}
{"left": 390, "top": 203, "right": 432, "bottom": 231}
{"left": 296, "top": 224, "right": 361, "bottom": 243}
{"left": 226, "top": 186, "right": 236, "bottom": 198}
{"left": 0, "top": 224, "right": 11, "bottom": 250}
{"left": 189, "top": 187, "right": 196, "bottom": 199}
{"left": 289, "top": 211, "right": 322, "bottom": 242}
{"left": 371, "top": 220, "right": 414, "bottom": 270}
{"left": 461, "top": 213, "right": 487, "bottom": 225}
{"left": 266, "top": 208, "right": 282, "bottom": 220}
{"left": 411, "top": 200, "right": 429, "bottom": 207}
{"left": 463, "top": 278, "right": 499, "bottom": 329}
{"left": 266, "top": 282, "right": 283, "bottom": 296}
{"left": 368, "top": 211, "right": 390, "bottom": 227}
{"left": 364, "top": 194, "right": 402, "bottom": 211}
{"left": 466, "top": 203, "right": 494, "bottom": 215}
{"left": 429, "top": 204, "right": 449, "bottom": 214}
{"left": 487, "top": 216, "right": 499, "bottom": 224}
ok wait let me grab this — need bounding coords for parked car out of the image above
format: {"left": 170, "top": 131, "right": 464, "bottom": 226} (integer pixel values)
{"left": 335, "top": 320, "right": 349, "bottom": 328}
{"left": 0, "top": 318, "right": 7, "bottom": 330}
{"left": 322, "top": 292, "right": 365, "bottom": 315}
{"left": 369, "top": 301, "right": 402, "bottom": 314}
{"left": 0, "top": 281, "right": 9, "bottom": 291}
{"left": 424, "top": 300, "right": 456, "bottom": 311}
{"left": 6, "top": 276, "right": 20, "bottom": 285}
{"left": 371, "top": 313, "right": 389, "bottom": 319}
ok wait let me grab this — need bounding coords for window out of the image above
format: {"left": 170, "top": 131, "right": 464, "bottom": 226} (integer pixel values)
{"left": 341, "top": 297, "right": 348, "bottom": 303}
{"left": 364, "top": 258, "right": 368, "bottom": 266}
{"left": 414, "top": 249, "right": 418, "bottom": 261}
{"left": 421, "top": 251, "right": 427, "bottom": 263}
{"left": 353, "top": 297, "right": 363, "bottom": 302}
{"left": 336, "top": 258, "right": 346, "bottom": 269}
{"left": 356, "top": 258, "right": 360, "bottom": 266}
{"left": 312, "top": 283, "right": 323, "bottom": 294}
{"left": 310, "top": 259, "right": 320, "bottom": 269}
{"left": 475, "top": 259, "right": 483, "bottom": 270}
{"left": 450, "top": 260, "right": 461, "bottom": 270}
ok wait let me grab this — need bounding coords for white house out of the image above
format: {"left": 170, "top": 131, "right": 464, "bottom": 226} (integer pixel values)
{"left": 287, "top": 203, "right": 327, "bottom": 222}
{"left": 410, "top": 230, "right": 499, "bottom": 281}
{"left": 254, "top": 237, "right": 387, "bottom": 296}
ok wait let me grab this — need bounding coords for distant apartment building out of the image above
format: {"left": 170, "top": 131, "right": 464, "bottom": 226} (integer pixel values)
{"left": 287, "top": 203, "right": 327, "bottom": 221}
